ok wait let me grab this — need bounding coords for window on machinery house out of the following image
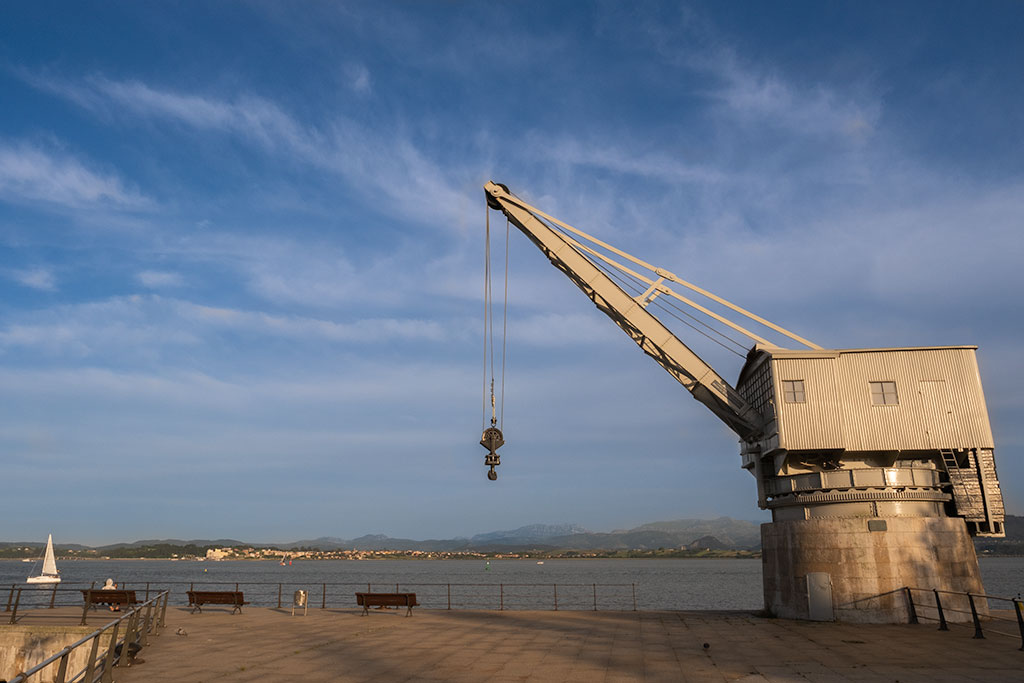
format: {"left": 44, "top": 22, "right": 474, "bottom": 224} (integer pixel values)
{"left": 782, "top": 380, "right": 805, "bottom": 403}
{"left": 870, "top": 381, "right": 899, "bottom": 405}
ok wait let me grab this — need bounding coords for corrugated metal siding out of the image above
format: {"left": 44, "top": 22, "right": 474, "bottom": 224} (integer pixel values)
{"left": 772, "top": 348, "right": 994, "bottom": 451}
{"left": 771, "top": 358, "right": 844, "bottom": 449}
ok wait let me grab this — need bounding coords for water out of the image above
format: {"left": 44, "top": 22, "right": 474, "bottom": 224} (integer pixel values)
{"left": 2, "top": 557, "right": 1020, "bottom": 612}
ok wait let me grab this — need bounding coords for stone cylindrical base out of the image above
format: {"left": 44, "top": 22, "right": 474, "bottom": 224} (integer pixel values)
{"left": 761, "top": 516, "right": 985, "bottom": 623}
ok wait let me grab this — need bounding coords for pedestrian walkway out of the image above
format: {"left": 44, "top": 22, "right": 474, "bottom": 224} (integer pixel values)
{"left": 107, "top": 607, "right": 1024, "bottom": 682}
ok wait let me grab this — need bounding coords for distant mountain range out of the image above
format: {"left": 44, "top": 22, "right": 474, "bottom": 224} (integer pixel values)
{"left": 277, "top": 518, "right": 763, "bottom": 552}
{"left": 5, "top": 515, "right": 1021, "bottom": 554}
{"left": 2, "top": 518, "right": 762, "bottom": 553}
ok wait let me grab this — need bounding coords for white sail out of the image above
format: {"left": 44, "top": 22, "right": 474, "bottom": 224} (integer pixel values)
{"left": 41, "top": 534, "right": 58, "bottom": 576}
{"left": 27, "top": 533, "right": 61, "bottom": 584}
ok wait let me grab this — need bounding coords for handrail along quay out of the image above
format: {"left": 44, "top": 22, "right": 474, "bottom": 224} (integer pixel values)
{"left": 6, "top": 590, "right": 169, "bottom": 683}
{"left": 905, "top": 586, "right": 1024, "bottom": 650}
{"left": 6, "top": 580, "right": 639, "bottom": 612}
{"left": 4, "top": 582, "right": 168, "bottom": 621}
{"left": 158, "top": 580, "right": 638, "bottom": 611}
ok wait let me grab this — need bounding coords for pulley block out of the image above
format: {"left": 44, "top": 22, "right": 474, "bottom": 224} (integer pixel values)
{"left": 481, "top": 427, "right": 504, "bottom": 481}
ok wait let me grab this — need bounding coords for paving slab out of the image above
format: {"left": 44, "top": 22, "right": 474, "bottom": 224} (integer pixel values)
{"left": 11, "top": 607, "right": 1024, "bottom": 682}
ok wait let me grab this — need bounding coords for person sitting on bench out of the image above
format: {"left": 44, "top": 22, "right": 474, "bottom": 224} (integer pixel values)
{"left": 101, "top": 578, "right": 120, "bottom": 612}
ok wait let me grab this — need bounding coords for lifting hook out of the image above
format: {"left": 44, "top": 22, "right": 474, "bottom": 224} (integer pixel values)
{"left": 480, "top": 426, "right": 504, "bottom": 481}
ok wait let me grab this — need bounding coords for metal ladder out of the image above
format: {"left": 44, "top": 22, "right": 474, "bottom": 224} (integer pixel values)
{"left": 939, "top": 448, "right": 982, "bottom": 519}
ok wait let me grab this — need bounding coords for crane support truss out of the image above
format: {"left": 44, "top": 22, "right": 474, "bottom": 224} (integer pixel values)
{"left": 485, "top": 181, "right": 766, "bottom": 442}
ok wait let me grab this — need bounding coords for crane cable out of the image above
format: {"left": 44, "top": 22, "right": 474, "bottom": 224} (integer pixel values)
{"left": 544, "top": 218, "right": 750, "bottom": 357}
{"left": 481, "top": 202, "right": 509, "bottom": 480}
{"left": 483, "top": 203, "right": 493, "bottom": 428}
{"left": 482, "top": 205, "right": 511, "bottom": 430}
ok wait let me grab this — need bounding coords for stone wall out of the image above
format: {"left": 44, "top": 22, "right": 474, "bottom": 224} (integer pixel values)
{"left": 761, "top": 516, "right": 985, "bottom": 623}
{"left": 0, "top": 626, "right": 112, "bottom": 682}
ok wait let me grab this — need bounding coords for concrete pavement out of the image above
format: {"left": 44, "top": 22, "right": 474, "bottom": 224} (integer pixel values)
{"left": 102, "top": 606, "right": 1024, "bottom": 682}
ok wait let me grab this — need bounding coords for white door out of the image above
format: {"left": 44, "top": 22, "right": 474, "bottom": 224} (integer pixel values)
{"left": 806, "top": 572, "right": 833, "bottom": 621}
{"left": 919, "top": 380, "right": 950, "bottom": 449}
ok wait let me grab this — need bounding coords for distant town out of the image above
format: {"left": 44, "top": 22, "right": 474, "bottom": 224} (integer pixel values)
{"left": 1, "top": 543, "right": 759, "bottom": 561}
{"left": 3, "top": 514, "right": 1019, "bottom": 560}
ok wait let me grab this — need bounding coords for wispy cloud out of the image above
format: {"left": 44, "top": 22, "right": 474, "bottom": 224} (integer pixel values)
{"left": 0, "top": 295, "right": 450, "bottom": 359}
{"left": 706, "top": 52, "right": 880, "bottom": 141}
{"left": 0, "top": 142, "right": 148, "bottom": 209}
{"left": 179, "top": 300, "right": 447, "bottom": 343}
{"left": 137, "top": 270, "right": 184, "bottom": 288}
{"left": 24, "top": 73, "right": 469, "bottom": 226}
{"left": 0, "top": 296, "right": 199, "bottom": 357}
{"left": 524, "top": 135, "right": 727, "bottom": 185}
{"left": 8, "top": 267, "right": 57, "bottom": 291}
{"left": 344, "top": 63, "right": 372, "bottom": 95}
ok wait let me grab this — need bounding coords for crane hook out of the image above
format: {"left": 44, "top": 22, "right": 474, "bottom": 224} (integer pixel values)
{"left": 481, "top": 426, "right": 504, "bottom": 481}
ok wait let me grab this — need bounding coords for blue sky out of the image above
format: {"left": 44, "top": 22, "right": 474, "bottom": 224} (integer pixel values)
{"left": 1, "top": 2, "right": 1022, "bottom": 545}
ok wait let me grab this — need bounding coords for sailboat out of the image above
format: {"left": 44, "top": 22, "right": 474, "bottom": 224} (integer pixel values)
{"left": 26, "top": 534, "right": 61, "bottom": 584}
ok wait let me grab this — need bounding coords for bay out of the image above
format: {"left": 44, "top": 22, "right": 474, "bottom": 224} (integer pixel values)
{"left": 3, "top": 557, "right": 1019, "bottom": 612}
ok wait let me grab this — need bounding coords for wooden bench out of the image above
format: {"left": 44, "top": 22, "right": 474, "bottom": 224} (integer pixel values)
{"left": 355, "top": 592, "right": 418, "bottom": 617}
{"left": 80, "top": 589, "right": 137, "bottom": 624}
{"left": 187, "top": 590, "right": 248, "bottom": 614}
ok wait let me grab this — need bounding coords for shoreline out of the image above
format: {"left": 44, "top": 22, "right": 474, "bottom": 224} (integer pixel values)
{"left": 5, "top": 554, "right": 766, "bottom": 562}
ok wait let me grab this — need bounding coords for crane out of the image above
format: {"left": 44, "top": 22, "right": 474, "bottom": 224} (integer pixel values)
{"left": 482, "top": 181, "right": 1004, "bottom": 623}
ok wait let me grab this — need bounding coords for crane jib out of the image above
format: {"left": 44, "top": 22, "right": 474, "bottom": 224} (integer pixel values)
{"left": 484, "top": 181, "right": 765, "bottom": 442}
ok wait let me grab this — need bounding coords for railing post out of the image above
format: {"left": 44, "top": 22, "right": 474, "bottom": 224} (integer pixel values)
{"left": 118, "top": 610, "right": 137, "bottom": 668}
{"left": 500, "top": 584, "right": 504, "bottom": 611}
{"left": 145, "top": 582, "right": 151, "bottom": 601}
{"left": 54, "top": 649, "right": 70, "bottom": 683}
{"left": 593, "top": 584, "right": 597, "bottom": 611}
{"left": 101, "top": 621, "right": 120, "bottom": 683}
{"left": 9, "top": 588, "right": 21, "bottom": 624}
{"left": 49, "top": 583, "right": 58, "bottom": 608}
{"left": 553, "top": 584, "right": 558, "bottom": 611}
{"left": 277, "top": 583, "right": 282, "bottom": 609}
{"left": 632, "top": 583, "right": 637, "bottom": 611}
{"left": 904, "top": 587, "right": 918, "bottom": 624}
{"left": 159, "top": 591, "right": 169, "bottom": 629}
{"left": 83, "top": 626, "right": 103, "bottom": 682}
{"left": 967, "top": 593, "right": 984, "bottom": 639}
{"left": 1014, "top": 599, "right": 1024, "bottom": 651}
{"left": 322, "top": 583, "right": 327, "bottom": 609}
{"left": 80, "top": 590, "right": 92, "bottom": 626}
{"left": 447, "top": 584, "right": 451, "bottom": 610}
{"left": 934, "top": 589, "right": 949, "bottom": 631}
{"left": 5, "top": 584, "right": 14, "bottom": 612}
{"left": 139, "top": 602, "right": 153, "bottom": 646}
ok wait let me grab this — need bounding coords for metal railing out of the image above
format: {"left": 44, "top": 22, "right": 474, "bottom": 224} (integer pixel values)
{"left": 905, "top": 586, "right": 1024, "bottom": 651}
{"left": 5, "top": 579, "right": 638, "bottom": 612}
{"left": 7, "top": 590, "right": 169, "bottom": 683}
{"left": 4, "top": 583, "right": 169, "bottom": 623}
{"left": 169, "top": 580, "right": 638, "bottom": 611}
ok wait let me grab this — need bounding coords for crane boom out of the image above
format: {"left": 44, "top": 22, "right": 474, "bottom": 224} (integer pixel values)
{"left": 485, "top": 181, "right": 765, "bottom": 442}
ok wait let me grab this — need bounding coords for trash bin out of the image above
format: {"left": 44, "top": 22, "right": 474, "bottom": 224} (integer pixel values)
{"left": 292, "top": 589, "right": 308, "bottom": 616}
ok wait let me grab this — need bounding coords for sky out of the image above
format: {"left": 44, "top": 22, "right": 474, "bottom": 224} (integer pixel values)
{"left": 1, "top": 2, "right": 1022, "bottom": 545}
